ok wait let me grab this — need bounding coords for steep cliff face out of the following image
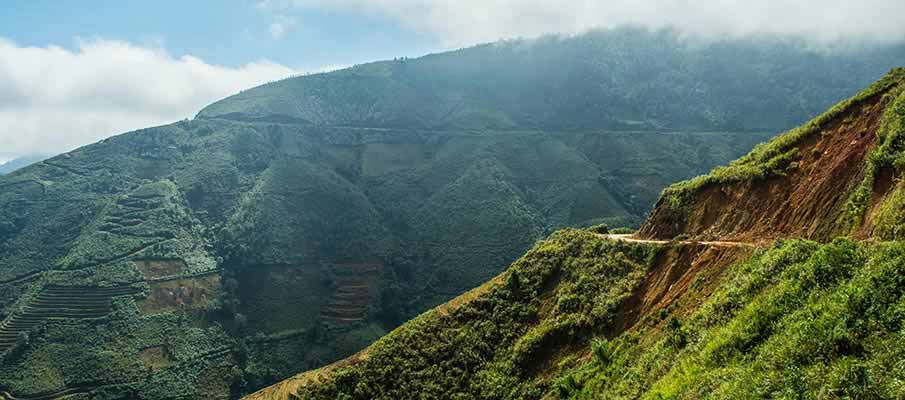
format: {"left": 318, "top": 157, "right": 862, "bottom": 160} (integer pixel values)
{"left": 641, "top": 68, "right": 905, "bottom": 243}
{"left": 245, "top": 69, "right": 905, "bottom": 400}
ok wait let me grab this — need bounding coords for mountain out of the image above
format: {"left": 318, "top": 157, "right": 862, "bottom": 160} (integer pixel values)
{"left": 246, "top": 69, "right": 905, "bottom": 399}
{"left": 1, "top": 28, "right": 904, "bottom": 399}
{"left": 0, "top": 155, "right": 47, "bottom": 175}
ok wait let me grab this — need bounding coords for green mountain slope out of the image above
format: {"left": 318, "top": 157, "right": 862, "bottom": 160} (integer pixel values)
{"left": 200, "top": 29, "right": 903, "bottom": 133}
{"left": 246, "top": 70, "right": 905, "bottom": 399}
{"left": 1, "top": 29, "right": 905, "bottom": 399}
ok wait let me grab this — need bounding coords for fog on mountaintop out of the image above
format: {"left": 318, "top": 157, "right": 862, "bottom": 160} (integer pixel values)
{"left": 283, "top": 0, "right": 905, "bottom": 47}
{"left": 4, "top": 0, "right": 905, "bottom": 160}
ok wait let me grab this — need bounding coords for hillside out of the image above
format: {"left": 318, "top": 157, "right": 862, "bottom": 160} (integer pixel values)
{"left": 1, "top": 29, "right": 904, "bottom": 399}
{"left": 246, "top": 69, "right": 905, "bottom": 399}
{"left": 641, "top": 68, "right": 905, "bottom": 243}
{"left": 199, "top": 29, "right": 903, "bottom": 134}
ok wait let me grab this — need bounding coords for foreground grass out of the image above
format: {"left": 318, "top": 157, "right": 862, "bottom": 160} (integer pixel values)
{"left": 562, "top": 238, "right": 905, "bottom": 399}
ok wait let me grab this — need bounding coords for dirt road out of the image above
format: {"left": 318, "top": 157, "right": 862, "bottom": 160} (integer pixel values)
{"left": 600, "top": 234, "right": 757, "bottom": 248}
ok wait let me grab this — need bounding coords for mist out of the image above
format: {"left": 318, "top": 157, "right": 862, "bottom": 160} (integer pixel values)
{"left": 283, "top": 0, "right": 905, "bottom": 48}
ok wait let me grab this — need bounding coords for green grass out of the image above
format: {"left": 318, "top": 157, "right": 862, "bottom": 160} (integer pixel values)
{"left": 874, "top": 181, "right": 905, "bottom": 240}
{"left": 283, "top": 236, "right": 905, "bottom": 399}
{"left": 838, "top": 82, "right": 905, "bottom": 231}
{"left": 555, "top": 238, "right": 905, "bottom": 399}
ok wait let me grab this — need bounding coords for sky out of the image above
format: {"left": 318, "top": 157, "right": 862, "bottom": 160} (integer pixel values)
{"left": 2, "top": 0, "right": 905, "bottom": 162}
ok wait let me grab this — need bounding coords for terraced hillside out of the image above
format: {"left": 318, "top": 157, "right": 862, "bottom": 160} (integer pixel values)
{"left": 321, "top": 261, "right": 383, "bottom": 325}
{"left": 2, "top": 30, "right": 905, "bottom": 399}
{"left": 247, "top": 69, "right": 905, "bottom": 399}
{"left": 0, "top": 286, "right": 138, "bottom": 353}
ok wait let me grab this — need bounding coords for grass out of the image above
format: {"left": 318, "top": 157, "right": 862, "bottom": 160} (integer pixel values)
{"left": 874, "top": 181, "right": 905, "bottom": 240}
{"left": 554, "top": 238, "right": 905, "bottom": 399}
{"left": 838, "top": 82, "right": 905, "bottom": 232}
{"left": 282, "top": 236, "right": 905, "bottom": 399}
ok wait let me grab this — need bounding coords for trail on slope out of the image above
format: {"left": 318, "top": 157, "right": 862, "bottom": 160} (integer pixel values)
{"left": 600, "top": 234, "right": 758, "bottom": 248}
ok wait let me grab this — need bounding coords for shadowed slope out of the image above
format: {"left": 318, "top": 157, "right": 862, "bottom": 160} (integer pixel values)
{"left": 247, "top": 69, "right": 905, "bottom": 399}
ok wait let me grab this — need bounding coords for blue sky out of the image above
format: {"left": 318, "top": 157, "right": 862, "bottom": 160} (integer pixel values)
{"left": 0, "top": 0, "right": 450, "bottom": 162}
{"left": 0, "top": 0, "right": 442, "bottom": 70}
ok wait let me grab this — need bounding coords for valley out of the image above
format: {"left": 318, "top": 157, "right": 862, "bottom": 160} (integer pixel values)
{"left": 1, "top": 28, "right": 904, "bottom": 399}
{"left": 246, "top": 68, "right": 905, "bottom": 399}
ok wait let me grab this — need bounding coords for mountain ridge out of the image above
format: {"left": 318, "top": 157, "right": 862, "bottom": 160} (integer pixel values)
{"left": 1, "top": 30, "right": 905, "bottom": 399}
{"left": 198, "top": 29, "right": 905, "bottom": 132}
{"left": 245, "top": 68, "right": 905, "bottom": 399}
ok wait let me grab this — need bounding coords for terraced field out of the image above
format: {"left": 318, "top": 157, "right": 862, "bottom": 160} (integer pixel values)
{"left": 321, "top": 261, "right": 382, "bottom": 325}
{"left": 0, "top": 384, "right": 103, "bottom": 400}
{"left": 0, "top": 285, "right": 138, "bottom": 353}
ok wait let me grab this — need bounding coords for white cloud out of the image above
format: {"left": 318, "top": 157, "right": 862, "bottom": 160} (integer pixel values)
{"left": 283, "top": 0, "right": 905, "bottom": 47}
{"left": 0, "top": 38, "right": 295, "bottom": 160}
{"left": 269, "top": 15, "right": 298, "bottom": 40}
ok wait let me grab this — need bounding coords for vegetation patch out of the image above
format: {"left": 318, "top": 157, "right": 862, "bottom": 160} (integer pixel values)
{"left": 555, "top": 238, "right": 905, "bottom": 399}
{"left": 141, "top": 346, "right": 174, "bottom": 372}
{"left": 839, "top": 84, "right": 905, "bottom": 232}
{"left": 142, "top": 274, "right": 220, "bottom": 314}
{"left": 289, "top": 229, "right": 658, "bottom": 399}
{"left": 135, "top": 259, "right": 189, "bottom": 280}
{"left": 3, "top": 32, "right": 904, "bottom": 399}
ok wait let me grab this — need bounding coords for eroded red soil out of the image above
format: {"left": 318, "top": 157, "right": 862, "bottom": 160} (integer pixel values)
{"left": 641, "top": 88, "right": 894, "bottom": 242}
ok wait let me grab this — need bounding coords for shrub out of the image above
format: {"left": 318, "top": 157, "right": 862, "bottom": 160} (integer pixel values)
{"left": 610, "top": 227, "right": 636, "bottom": 235}
{"left": 591, "top": 338, "right": 611, "bottom": 366}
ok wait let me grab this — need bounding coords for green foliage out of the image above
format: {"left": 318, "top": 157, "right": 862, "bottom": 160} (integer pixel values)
{"left": 609, "top": 227, "right": 636, "bottom": 235}
{"left": 555, "top": 238, "right": 905, "bottom": 399}
{"left": 1, "top": 30, "right": 903, "bottom": 400}
{"left": 292, "top": 236, "right": 905, "bottom": 399}
{"left": 200, "top": 29, "right": 905, "bottom": 136}
{"left": 586, "top": 224, "right": 609, "bottom": 234}
{"left": 0, "top": 155, "right": 47, "bottom": 175}
{"left": 874, "top": 182, "right": 905, "bottom": 240}
{"left": 839, "top": 84, "right": 905, "bottom": 231}
{"left": 294, "top": 230, "right": 657, "bottom": 399}
{"left": 0, "top": 298, "right": 238, "bottom": 398}
{"left": 590, "top": 338, "right": 611, "bottom": 366}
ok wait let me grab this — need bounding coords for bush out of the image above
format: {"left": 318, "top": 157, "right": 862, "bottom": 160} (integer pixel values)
{"left": 591, "top": 338, "right": 611, "bottom": 366}
{"left": 609, "top": 227, "right": 636, "bottom": 235}
{"left": 294, "top": 229, "right": 656, "bottom": 399}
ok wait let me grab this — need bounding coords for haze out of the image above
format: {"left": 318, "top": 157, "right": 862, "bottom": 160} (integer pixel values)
{"left": 2, "top": 0, "right": 904, "bottom": 161}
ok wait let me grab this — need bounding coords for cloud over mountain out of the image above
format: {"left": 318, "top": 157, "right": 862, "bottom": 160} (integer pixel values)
{"left": 0, "top": 38, "right": 294, "bottom": 160}
{"left": 285, "top": 0, "right": 905, "bottom": 47}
